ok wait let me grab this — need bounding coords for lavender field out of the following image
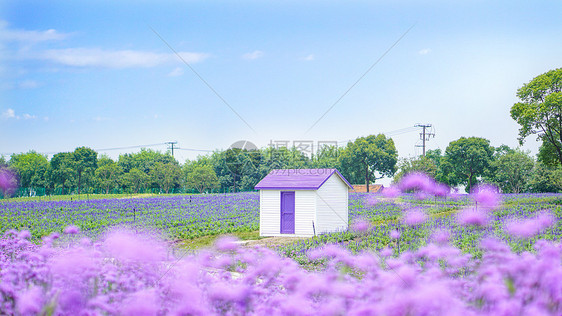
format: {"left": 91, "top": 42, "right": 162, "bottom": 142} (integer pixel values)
{"left": 2, "top": 178, "right": 562, "bottom": 315}
{"left": 0, "top": 193, "right": 259, "bottom": 241}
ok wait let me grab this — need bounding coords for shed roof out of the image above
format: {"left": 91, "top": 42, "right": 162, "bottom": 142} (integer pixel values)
{"left": 254, "top": 168, "right": 353, "bottom": 190}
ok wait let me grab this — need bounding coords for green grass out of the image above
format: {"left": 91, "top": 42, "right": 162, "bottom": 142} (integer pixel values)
{"left": 0, "top": 192, "right": 210, "bottom": 203}
{"left": 180, "top": 230, "right": 264, "bottom": 250}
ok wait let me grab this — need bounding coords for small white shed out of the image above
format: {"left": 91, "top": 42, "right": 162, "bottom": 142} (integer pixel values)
{"left": 254, "top": 168, "right": 352, "bottom": 237}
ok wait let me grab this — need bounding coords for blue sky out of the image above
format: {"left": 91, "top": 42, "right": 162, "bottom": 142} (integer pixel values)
{"left": 1, "top": 0, "right": 561, "bottom": 169}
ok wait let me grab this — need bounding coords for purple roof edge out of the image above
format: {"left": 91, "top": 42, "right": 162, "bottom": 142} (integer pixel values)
{"left": 254, "top": 168, "right": 353, "bottom": 190}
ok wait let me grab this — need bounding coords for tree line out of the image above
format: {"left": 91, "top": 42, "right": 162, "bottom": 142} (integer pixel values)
{"left": 1, "top": 67, "right": 561, "bottom": 197}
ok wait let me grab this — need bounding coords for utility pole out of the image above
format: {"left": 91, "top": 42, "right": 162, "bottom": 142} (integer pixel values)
{"left": 166, "top": 141, "right": 178, "bottom": 157}
{"left": 414, "top": 124, "right": 435, "bottom": 156}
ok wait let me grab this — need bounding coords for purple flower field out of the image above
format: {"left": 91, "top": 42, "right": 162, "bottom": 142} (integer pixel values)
{"left": 2, "top": 172, "right": 562, "bottom": 315}
{"left": 0, "top": 193, "right": 259, "bottom": 240}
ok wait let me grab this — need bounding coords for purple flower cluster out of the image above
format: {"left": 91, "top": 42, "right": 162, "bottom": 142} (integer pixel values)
{"left": 0, "top": 168, "right": 17, "bottom": 198}
{"left": 2, "top": 226, "right": 562, "bottom": 315}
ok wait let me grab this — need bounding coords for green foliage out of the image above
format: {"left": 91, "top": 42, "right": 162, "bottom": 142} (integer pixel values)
{"left": 527, "top": 163, "right": 562, "bottom": 193}
{"left": 489, "top": 148, "right": 535, "bottom": 193}
{"left": 117, "top": 148, "right": 176, "bottom": 174}
{"left": 185, "top": 165, "right": 220, "bottom": 193}
{"left": 150, "top": 162, "right": 182, "bottom": 193}
{"left": 538, "top": 140, "right": 561, "bottom": 167}
{"left": 339, "top": 134, "right": 397, "bottom": 191}
{"left": 48, "top": 152, "right": 76, "bottom": 191}
{"left": 8, "top": 151, "right": 49, "bottom": 188}
{"left": 511, "top": 68, "right": 562, "bottom": 165}
{"left": 393, "top": 155, "right": 438, "bottom": 183}
{"left": 95, "top": 158, "right": 122, "bottom": 194}
{"left": 122, "top": 168, "right": 149, "bottom": 194}
{"left": 73, "top": 147, "right": 98, "bottom": 194}
{"left": 443, "top": 137, "right": 494, "bottom": 192}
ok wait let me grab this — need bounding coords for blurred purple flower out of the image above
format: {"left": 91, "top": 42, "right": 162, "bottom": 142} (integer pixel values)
{"left": 456, "top": 208, "right": 488, "bottom": 227}
{"left": 399, "top": 172, "right": 435, "bottom": 193}
{"left": 505, "top": 211, "right": 555, "bottom": 239}
{"left": 351, "top": 218, "right": 371, "bottom": 233}
{"left": 382, "top": 186, "right": 400, "bottom": 198}
{"left": 390, "top": 230, "right": 401, "bottom": 240}
{"left": 63, "top": 225, "right": 80, "bottom": 235}
{"left": 18, "top": 230, "right": 31, "bottom": 240}
{"left": 402, "top": 209, "right": 428, "bottom": 226}
{"left": 215, "top": 236, "right": 240, "bottom": 252}
{"left": 471, "top": 184, "right": 500, "bottom": 210}
{"left": 121, "top": 289, "right": 159, "bottom": 316}
{"left": 16, "top": 286, "right": 44, "bottom": 315}
{"left": 432, "top": 229, "right": 451, "bottom": 245}
{"left": 0, "top": 168, "right": 17, "bottom": 197}
{"left": 103, "top": 230, "right": 165, "bottom": 262}
{"left": 364, "top": 194, "right": 379, "bottom": 206}
{"left": 431, "top": 183, "right": 450, "bottom": 198}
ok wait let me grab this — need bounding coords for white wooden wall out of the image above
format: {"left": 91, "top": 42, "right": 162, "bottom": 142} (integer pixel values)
{"left": 259, "top": 190, "right": 316, "bottom": 237}
{"left": 315, "top": 174, "right": 349, "bottom": 234}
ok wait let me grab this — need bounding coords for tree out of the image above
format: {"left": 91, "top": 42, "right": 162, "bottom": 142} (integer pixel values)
{"left": 510, "top": 68, "right": 562, "bottom": 165}
{"left": 443, "top": 137, "right": 494, "bottom": 192}
{"left": 49, "top": 152, "right": 76, "bottom": 192}
{"left": 490, "top": 149, "right": 535, "bottom": 193}
{"left": 9, "top": 151, "right": 49, "bottom": 189}
{"left": 95, "top": 158, "right": 122, "bottom": 194}
{"left": 123, "top": 168, "right": 149, "bottom": 194}
{"left": 73, "top": 147, "right": 98, "bottom": 194}
{"left": 527, "top": 163, "right": 562, "bottom": 193}
{"left": 118, "top": 148, "right": 176, "bottom": 174}
{"left": 311, "top": 146, "right": 343, "bottom": 169}
{"left": 150, "top": 162, "right": 181, "bottom": 193}
{"left": 185, "top": 165, "right": 219, "bottom": 193}
{"left": 338, "top": 134, "right": 398, "bottom": 192}
{"left": 393, "top": 156, "right": 438, "bottom": 183}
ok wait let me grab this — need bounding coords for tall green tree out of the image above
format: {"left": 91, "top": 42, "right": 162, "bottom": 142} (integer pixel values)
{"left": 73, "top": 147, "right": 98, "bottom": 194}
{"left": 150, "top": 162, "right": 181, "bottom": 193}
{"left": 443, "top": 137, "right": 494, "bottom": 192}
{"left": 490, "top": 148, "right": 534, "bottom": 193}
{"left": 339, "top": 134, "right": 398, "bottom": 192}
{"left": 118, "top": 148, "right": 176, "bottom": 174}
{"left": 95, "top": 157, "right": 122, "bottom": 194}
{"left": 527, "top": 163, "right": 562, "bottom": 193}
{"left": 122, "top": 168, "right": 149, "bottom": 194}
{"left": 8, "top": 151, "right": 49, "bottom": 189}
{"left": 185, "top": 165, "right": 220, "bottom": 193}
{"left": 511, "top": 68, "right": 562, "bottom": 165}
{"left": 311, "top": 146, "right": 343, "bottom": 169}
{"left": 49, "top": 152, "right": 76, "bottom": 191}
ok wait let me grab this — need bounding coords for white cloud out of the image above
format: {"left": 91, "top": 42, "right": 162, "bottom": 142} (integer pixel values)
{"left": 1, "top": 108, "right": 16, "bottom": 119}
{"left": 302, "top": 54, "right": 315, "bottom": 61}
{"left": 34, "top": 48, "right": 208, "bottom": 68}
{"left": 168, "top": 67, "right": 184, "bottom": 77}
{"left": 0, "top": 20, "right": 69, "bottom": 42}
{"left": 418, "top": 48, "right": 432, "bottom": 55}
{"left": 242, "top": 50, "right": 264, "bottom": 60}
{"left": 1, "top": 108, "right": 37, "bottom": 120}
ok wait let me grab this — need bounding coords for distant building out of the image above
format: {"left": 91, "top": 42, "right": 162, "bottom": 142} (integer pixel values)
{"left": 254, "top": 169, "right": 353, "bottom": 237}
{"left": 350, "top": 184, "right": 384, "bottom": 193}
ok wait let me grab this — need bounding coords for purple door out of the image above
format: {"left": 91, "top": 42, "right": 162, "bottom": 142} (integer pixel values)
{"left": 280, "top": 191, "right": 295, "bottom": 234}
